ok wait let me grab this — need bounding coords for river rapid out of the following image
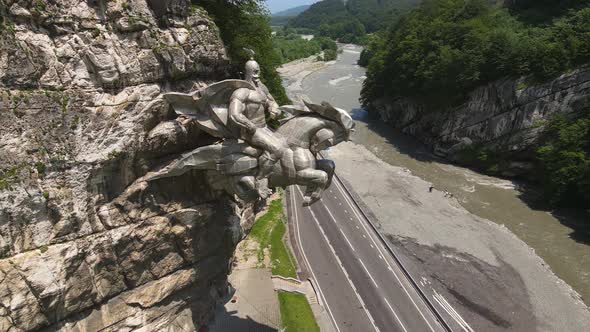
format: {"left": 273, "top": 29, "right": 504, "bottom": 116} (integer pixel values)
{"left": 284, "top": 44, "right": 590, "bottom": 305}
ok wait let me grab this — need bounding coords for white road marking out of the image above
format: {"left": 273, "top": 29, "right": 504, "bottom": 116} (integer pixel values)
{"left": 332, "top": 177, "right": 440, "bottom": 332}
{"left": 358, "top": 259, "right": 379, "bottom": 289}
{"left": 290, "top": 187, "right": 342, "bottom": 332}
{"left": 433, "top": 291, "right": 475, "bottom": 332}
{"left": 339, "top": 228, "right": 356, "bottom": 252}
{"left": 379, "top": 255, "right": 383, "bottom": 260}
{"left": 318, "top": 196, "right": 414, "bottom": 332}
{"left": 384, "top": 297, "right": 409, "bottom": 332}
{"left": 370, "top": 244, "right": 374, "bottom": 248}
{"left": 295, "top": 187, "right": 380, "bottom": 332}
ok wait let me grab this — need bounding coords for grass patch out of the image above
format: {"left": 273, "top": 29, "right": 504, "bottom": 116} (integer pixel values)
{"left": 249, "top": 196, "right": 319, "bottom": 330}
{"left": 248, "top": 197, "right": 297, "bottom": 278}
{"left": 278, "top": 292, "right": 320, "bottom": 332}
{"left": 269, "top": 218, "right": 297, "bottom": 278}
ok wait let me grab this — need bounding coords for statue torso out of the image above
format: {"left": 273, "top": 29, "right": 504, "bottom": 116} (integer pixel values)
{"left": 243, "top": 86, "right": 269, "bottom": 128}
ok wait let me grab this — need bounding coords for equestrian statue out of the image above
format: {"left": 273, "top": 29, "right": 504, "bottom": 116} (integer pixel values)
{"left": 149, "top": 50, "right": 355, "bottom": 206}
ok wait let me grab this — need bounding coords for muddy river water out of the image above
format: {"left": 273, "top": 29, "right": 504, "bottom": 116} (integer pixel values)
{"left": 287, "top": 44, "right": 589, "bottom": 305}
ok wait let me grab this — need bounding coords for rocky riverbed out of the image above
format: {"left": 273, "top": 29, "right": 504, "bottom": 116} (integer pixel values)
{"left": 279, "top": 45, "right": 590, "bottom": 331}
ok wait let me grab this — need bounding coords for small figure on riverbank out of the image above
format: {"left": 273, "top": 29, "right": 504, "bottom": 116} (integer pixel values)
{"left": 429, "top": 185, "right": 434, "bottom": 193}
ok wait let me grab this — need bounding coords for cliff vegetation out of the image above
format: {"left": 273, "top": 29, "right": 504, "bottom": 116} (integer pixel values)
{"left": 198, "top": 0, "right": 290, "bottom": 104}
{"left": 537, "top": 109, "right": 590, "bottom": 208}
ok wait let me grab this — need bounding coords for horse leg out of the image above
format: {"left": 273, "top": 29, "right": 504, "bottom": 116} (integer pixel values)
{"left": 296, "top": 168, "right": 329, "bottom": 206}
{"left": 280, "top": 149, "right": 297, "bottom": 180}
{"left": 315, "top": 159, "right": 335, "bottom": 188}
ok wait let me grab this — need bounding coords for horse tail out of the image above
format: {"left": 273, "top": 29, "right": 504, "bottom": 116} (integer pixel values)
{"left": 147, "top": 142, "right": 261, "bottom": 181}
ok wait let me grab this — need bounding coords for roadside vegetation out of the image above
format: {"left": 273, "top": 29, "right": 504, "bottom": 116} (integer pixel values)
{"left": 273, "top": 28, "right": 338, "bottom": 64}
{"left": 248, "top": 196, "right": 297, "bottom": 278}
{"left": 249, "top": 194, "right": 320, "bottom": 330}
{"left": 278, "top": 292, "right": 320, "bottom": 332}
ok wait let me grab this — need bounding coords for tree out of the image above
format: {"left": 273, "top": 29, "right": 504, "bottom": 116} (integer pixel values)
{"left": 198, "top": 0, "right": 290, "bottom": 104}
{"left": 537, "top": 111, "right": 590, "bottom": 209}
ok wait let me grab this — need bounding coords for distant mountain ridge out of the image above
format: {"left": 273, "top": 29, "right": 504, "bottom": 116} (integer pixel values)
{"left": 272, "top": 4, "right": 311, "bottom": 17}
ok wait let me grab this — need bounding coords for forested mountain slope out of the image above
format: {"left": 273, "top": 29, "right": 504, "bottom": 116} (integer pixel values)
{"left": 361, "top": 0, "right": 590, "bottom": 209}
{"left": 288, "top": 0, "right": 421, "bottom": 42}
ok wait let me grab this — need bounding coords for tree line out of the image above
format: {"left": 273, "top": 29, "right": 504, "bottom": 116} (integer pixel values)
{"left": 273, "top": 29, "right": 338, "bottom": 64}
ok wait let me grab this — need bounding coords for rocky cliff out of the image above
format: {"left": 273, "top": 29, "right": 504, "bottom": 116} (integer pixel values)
{"left": 0, "top": 0, "right": 256, "bottom": 331}
{"left": 369, "top": 67, "right": 590, "bottom": 176}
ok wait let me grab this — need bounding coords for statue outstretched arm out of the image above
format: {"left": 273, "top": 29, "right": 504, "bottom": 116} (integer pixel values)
{"left": 230, "top": 89, "right": 257, "bottom": 134}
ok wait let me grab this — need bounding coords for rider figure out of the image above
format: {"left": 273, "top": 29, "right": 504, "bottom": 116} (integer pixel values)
{"left": 228, "top": 57, "right": 286, "bottom": 197}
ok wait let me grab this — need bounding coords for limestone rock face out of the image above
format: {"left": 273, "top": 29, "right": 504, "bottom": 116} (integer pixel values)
{"left": 0, "top": 1, "right": 255, "bottom": 331}
{"left": 369, "top": 67, "right": 590, "bottom": 175}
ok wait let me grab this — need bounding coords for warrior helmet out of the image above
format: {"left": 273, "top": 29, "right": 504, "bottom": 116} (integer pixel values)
{"left": 243, "top": 48, "right": 261, "bottom": 83}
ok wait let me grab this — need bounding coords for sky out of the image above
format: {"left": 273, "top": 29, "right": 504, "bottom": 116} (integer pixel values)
{"left": 264, "top": 0, "right": 318, "bottom": 14}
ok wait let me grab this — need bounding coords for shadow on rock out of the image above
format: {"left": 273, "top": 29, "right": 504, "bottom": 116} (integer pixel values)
{"left": 352, "top": 108, "right": 451, "bottom": 164}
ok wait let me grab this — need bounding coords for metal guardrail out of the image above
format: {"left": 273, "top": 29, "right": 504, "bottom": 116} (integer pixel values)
{"left": 319, "top": 152, "right": 454, "bottom": 332}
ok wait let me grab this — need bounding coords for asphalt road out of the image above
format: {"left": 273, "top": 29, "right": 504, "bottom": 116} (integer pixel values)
{"left": 286, "top": 176, "right": 448, "bottom": 332}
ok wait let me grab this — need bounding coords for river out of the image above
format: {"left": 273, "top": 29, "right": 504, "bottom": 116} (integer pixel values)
{"left": 287, "top": 44, "right": 589, "bottom": 305}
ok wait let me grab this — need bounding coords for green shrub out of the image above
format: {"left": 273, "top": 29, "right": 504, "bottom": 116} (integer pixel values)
{"left": 35, "top": 162, "right": 46, "bottom": 176}
{"left": 323, "top": 49, "right": 338, "bottom": 61}
{"left": 536, "top": 110, "right": 590, "bottom": 209}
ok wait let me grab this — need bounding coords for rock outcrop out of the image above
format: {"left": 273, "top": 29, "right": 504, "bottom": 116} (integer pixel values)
{"left": 0, "top": 1, "right": 256, "bottom": 331}
{"left": 369, "top": 67, "right": 590, "bottom": 175}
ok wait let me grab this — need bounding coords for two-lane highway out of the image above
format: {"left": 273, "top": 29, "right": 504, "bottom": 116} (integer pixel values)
{"left": 287, "top": 176, "right": 449, "bottom": 332}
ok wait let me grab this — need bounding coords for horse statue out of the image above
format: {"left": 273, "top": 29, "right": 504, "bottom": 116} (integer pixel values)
{"left": 148, "top": 80, "right": 355, "bottom": 206}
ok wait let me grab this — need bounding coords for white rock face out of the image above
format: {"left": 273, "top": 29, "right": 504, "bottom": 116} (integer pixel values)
{"left": 370, "top": 67, "right": 590, "bottom": 174}
{"left": 0, "top": 1, "right": 255, "bottom": 331}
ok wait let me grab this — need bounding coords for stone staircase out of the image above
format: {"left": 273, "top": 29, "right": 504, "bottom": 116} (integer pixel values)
{"left": 271, "top": 276, "right": 319, "bottom": 305}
